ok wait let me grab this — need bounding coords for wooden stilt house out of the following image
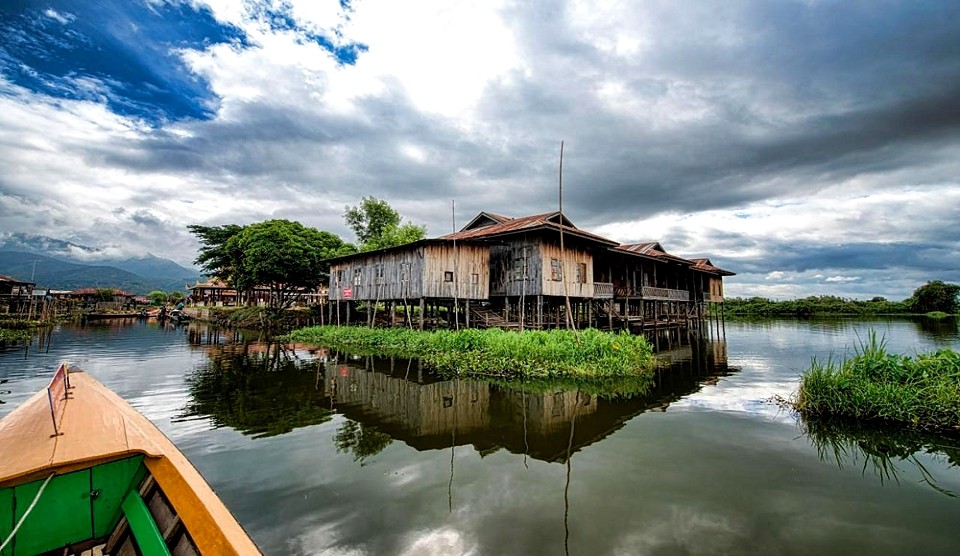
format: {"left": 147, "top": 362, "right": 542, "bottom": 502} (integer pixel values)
{"left": 326, "top": 210, "right": 734, "bottom": 332}
{"left": 326, "top": 239, "right": 490, "bottom": 329}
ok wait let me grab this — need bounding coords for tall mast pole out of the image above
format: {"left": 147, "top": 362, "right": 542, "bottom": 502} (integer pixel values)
{"left": 559, "top": 141, "right": 577, "bottom": 336}
{"left": 452, "top": 200, "right": 460, "bottom": 330}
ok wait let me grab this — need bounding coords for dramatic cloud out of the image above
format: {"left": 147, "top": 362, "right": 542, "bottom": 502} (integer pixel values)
{"left": 1, "top": 0, "right": 958, "bottom": 298}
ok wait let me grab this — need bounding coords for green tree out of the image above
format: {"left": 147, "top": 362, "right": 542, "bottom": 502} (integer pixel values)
{"left": 187, "top": 224, "right": 246, "bottom": 281}
{"left": 333, "top": 419, "right": 393, "bottom": 464}
{"left": 907, "top": 280, "right": 960, "bottom": 313}
{"left": 344, "top": 196, "right": 426, "bottom": 252}
{"left": 147, "top": 290, "right": 167, "bottom": 306}
{"left": 167, "top": 291, "right": 185, "bottom": 303}
{"left": 226, "top": 219, "right": 352, "bottom": 309}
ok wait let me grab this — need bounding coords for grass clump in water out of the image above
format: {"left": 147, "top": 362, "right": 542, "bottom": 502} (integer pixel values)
{"left": 286, "top": 326, "right": 655, "bottom": 379}
{"left": 795, "top": 332, "right": 960, "bottom": 431}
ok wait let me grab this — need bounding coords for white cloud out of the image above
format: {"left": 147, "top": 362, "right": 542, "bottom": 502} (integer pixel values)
{"left": 824, "top": 276, "right": 860, "bottom": 283}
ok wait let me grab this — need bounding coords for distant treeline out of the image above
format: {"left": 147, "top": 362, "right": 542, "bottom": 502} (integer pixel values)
{"left": 723, "top": 296, "right": 910, "bottom": 316}
{"left": 723, "top": 280, "right": 959, "bottom": 317}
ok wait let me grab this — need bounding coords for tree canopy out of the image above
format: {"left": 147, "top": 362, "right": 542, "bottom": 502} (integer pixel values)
{"left": 226, "top": 219, "right": 352, "bottom": 309}
{"left": 908, "top": 280, "right": 960, "bottom": 314}
{"left": 187, "top": 224, "right": 246, "bottom": 281}
{"left": 188, "top": 219, "right": 353, "bottom": 309}
{"left": 344, "top": 196, "right": 426, "bottom": 252}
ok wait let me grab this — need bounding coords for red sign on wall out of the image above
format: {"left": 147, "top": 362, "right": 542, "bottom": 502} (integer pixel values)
{"left": 342, "top": 286, "right": 353, "bottom": 299}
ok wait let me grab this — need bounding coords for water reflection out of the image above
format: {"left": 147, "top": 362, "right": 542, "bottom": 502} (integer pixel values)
{"left": 913, "top": 315, "right": 959, "bottom": 343}
{"left": 180, "top": 331, "right": 335, "bottom": 438}
{"left": 802, "top": 416, "right": 960, "bottom": 497}
{"left": 180, "top": 327, "right": 735, "bottom": 465}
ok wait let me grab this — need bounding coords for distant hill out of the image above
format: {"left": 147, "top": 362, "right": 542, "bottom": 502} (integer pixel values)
{"left": 0, "top": 251, "right": 199, "bottom": 294}
{"left": 0, "top": 233, "right": 200, "bottom": 294}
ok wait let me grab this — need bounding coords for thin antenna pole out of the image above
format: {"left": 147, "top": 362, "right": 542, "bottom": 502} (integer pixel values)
{"left": 558, "top": 141, "right": 578, "bottom": 338}
{"left": 452, "top": 200, "right": 459, "bottom": 330}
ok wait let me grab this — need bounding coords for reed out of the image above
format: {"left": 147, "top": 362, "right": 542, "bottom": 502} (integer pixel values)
{"left": 286, "top": 326, "right": 655, "bottom": 379}
{"left": 795, "top": 332, "right": 960, "bottom": 430}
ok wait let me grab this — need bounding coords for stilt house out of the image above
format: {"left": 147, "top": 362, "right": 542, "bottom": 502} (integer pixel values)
{"left": 326, "top": 211, "right": 733, "bottom": 331}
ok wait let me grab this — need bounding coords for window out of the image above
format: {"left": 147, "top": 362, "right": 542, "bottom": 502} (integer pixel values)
{"left": 375, "top": 265, "right": 384, "bottom": 283}
{"left": 353, "top": 268, "right": 362, "bottom": 285}
{"left": 400, "top": 262, "right": 410, "bottom": 282}
{"left": 576, "top": 262, "right": 587, "bottom": 284}
{"left": 444, "top": 271, "right": 454, "bottom": 282}
{"left": 336, "top": 269, "right": 344, "bottom": 283}
{"left": 471, "top": 273, "right": 479, "bottom": 284}
{"left": 551, "top": 258, "right": 563, "bottom": 281}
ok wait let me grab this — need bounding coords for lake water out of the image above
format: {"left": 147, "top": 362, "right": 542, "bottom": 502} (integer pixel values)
{"left": 1, "top": 317, "right": 959, "bottom": 555}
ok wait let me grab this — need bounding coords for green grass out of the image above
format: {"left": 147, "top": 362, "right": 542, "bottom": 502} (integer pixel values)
{"left": 286, "top": 325, "right": 656, "bottom": 380}
{"left": 795, "top": 332, "right": 960, "bottom": 431}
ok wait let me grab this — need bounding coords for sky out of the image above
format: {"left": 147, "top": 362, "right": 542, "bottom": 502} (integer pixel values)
{"left": 1, "top": 0, "right": 959, "bottom": 300}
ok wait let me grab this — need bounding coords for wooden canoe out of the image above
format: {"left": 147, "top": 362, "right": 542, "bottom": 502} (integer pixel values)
{"left": 0, "top": 365, "right": 261, "bottom": 556}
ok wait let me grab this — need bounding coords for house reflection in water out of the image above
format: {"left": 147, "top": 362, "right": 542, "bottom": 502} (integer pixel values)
{"left": 322, "top": 333, "right": 734, "bottom": 464}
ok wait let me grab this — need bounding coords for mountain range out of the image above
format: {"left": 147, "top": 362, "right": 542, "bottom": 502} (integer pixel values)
{"left": 0, "top": 234, "right": 201, "bottom": 294}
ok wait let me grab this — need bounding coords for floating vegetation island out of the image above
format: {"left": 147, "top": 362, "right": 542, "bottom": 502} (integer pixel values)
{"left": 287, "top": 326, "right": 656, "bottom": 380}
{"left": 795, "top": 333, "right": 960, "bottom": 431}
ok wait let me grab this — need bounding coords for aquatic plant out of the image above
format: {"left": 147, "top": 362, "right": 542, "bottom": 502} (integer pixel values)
{"left": 795, "top": 332, "right": 960, "bottom": 431}
{"left": 286, "top": 326, "right": 655, "bottom": 379}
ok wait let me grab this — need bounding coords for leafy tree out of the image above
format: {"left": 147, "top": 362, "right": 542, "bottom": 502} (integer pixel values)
{"left": 907, "top": 280, "right": 960, "bottom": 313}
{"left": 333, "top": 419, "right": 393, "bottom": 464}
{"left": 187, "top": 224, "right": 246, "bottom": 281}
{"left": 226, "top": 219, "right": 352, "bottom": 309}
{"left": 147, "top": 290, "right": 167, "bottom": 306}
{"left": 344, "top": 196, "right": 426, "bottom": 252}
{"left": 168, "top": 290, "right": 185, "bottom": 303}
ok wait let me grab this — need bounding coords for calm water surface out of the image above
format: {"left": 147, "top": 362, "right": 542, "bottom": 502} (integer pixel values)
{"left": 1, "top": 317, "right": 959, "bottom": 555}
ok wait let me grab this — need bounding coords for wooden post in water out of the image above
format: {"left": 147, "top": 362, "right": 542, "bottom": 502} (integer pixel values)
{"left": 558, "top": 140, "right": 577, "bottom": 339}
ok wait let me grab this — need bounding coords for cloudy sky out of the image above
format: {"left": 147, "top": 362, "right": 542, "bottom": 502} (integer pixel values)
{"left": 1, "top": 0, "right": 958, "bottom": 300}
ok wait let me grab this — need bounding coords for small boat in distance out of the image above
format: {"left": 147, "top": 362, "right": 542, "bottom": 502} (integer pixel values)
{"left": 0, "top": 364, "right": 261, "bottom": 555}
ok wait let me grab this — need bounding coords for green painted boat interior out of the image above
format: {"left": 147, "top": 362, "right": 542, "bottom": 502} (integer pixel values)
{"left": 0, "top": 455, "right": 149, "bottom": 556}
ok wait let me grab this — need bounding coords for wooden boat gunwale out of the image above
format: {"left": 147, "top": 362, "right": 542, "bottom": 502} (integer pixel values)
{"left": 0, "top": 365, "right": 261, "bottom": 556}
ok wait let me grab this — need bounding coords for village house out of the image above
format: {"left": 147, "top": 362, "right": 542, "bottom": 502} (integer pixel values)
{"left": 326, "top": 211, "right": 734, "bottom": 331}
{"left": 0, "top": 274, "right": 35, "bottom": 314}
{"left": 189, "top": 280, "right": 327, "bottom": 308}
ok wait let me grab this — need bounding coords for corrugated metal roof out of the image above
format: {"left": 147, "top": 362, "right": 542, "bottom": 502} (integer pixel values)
{"left": 617, "top": 242, "right": 692, "bottom": 264}
{"left": 442, "top": 211, "right": 619, "bottom": 246}
{"left": 689, "top": 258, "right": 736, "bottom": 276}
{"left": 0, "top": 274, "right": 33, "bottom": 285}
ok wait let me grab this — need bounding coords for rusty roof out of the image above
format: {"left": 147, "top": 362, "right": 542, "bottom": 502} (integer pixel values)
{"left": 442, "top": 211, "right": 620, "bottom": 246}
{"left": 0, "top": 274, "right": 33, "bottom": 285}
{"left": 616, "top": 242, "right": 692, "bottom": 264}
{"left": 689, "top": 258, "right": 736, "bottom": 276}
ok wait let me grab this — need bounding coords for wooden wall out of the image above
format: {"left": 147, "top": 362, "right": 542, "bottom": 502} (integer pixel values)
{"left": 489, "top": 237, "right": 595, "bottom": 299}
{"left": 422, "top": 243, "right": 490, "bottom": 300}
{"left": 328, "top": 243, "right": 490, "bottom": 301}
{"left": 490, "top": 240, "right": 543, "bottom": 297}
{"left": 539, "top": 242, "right": 594, "bottom": 298}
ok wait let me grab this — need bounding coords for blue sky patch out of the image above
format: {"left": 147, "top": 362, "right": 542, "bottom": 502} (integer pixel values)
{"left": 0, "top": 0, "right": 249, "bottom": 123}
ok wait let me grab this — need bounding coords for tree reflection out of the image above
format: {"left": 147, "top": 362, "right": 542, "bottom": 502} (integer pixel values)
{"left": 180, "top": 341, "right": 334, "bottom": 438}
{"left": 333, "top": 419, "right": 393, "bottom": 464}
{"left": 802, "top": 416, "right": 960, "bottom": 497}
